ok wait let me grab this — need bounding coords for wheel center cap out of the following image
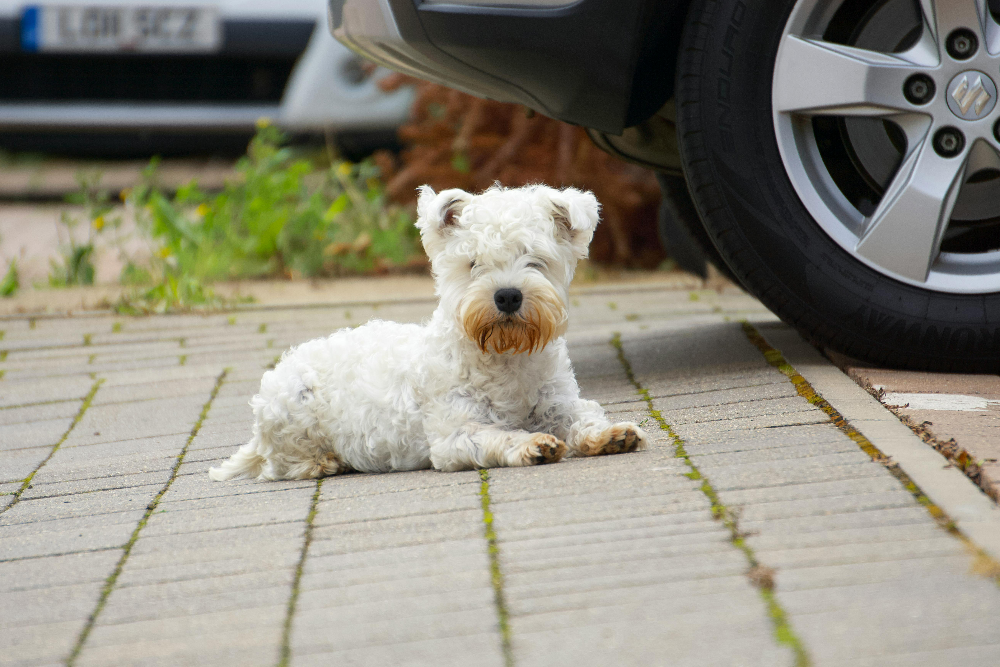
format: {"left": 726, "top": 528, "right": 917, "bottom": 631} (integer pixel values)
{"left": 946, "top": 70, "right": 998, "bottom": 120}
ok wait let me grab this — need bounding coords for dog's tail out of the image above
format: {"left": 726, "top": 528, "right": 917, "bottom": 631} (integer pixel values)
{"left": 208, "top": 442, "right": 267, "bottom": 481}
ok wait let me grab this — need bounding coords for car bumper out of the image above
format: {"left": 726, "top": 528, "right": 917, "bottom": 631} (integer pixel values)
{"left": 332, "top": 0, "right": 688, "bottom": 134}
{"left": 0, "top": 11, "right": 412, "bottom": 133}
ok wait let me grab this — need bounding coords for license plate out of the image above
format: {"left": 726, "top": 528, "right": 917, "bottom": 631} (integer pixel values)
{"left": 21, "top": 5, "right": 221, "bottom": 53}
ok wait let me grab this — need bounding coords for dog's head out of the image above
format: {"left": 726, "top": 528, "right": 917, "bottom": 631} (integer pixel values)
{"left": 416, "top": 184, "right": 600, "bottom": 355}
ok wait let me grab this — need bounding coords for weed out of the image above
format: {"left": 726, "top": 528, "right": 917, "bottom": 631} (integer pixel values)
{"left": 130, "top": 125, "right": 420, "bottom": 284}
{"left": 108, "top": 126, "right": 421, "bottom": 313}
{"left": 114, "top": 274, "right": 231, "bottom": 315}
{"left": 50, "top": 171, "right": 122, "bottom": 287}
{"left": 0, "top": 259, "right": 18, "bottom": 297}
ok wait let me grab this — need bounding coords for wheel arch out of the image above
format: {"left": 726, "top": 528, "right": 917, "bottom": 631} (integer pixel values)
{"left": 622, "top": 0, "right": 695, "bottom": 128}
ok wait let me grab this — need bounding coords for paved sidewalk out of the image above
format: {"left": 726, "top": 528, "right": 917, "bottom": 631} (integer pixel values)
{"left": 2, "top": 285, "right": 999, "bottom": 666}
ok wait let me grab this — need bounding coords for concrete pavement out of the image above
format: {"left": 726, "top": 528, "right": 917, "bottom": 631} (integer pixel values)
{"left": 2, "top": 283, "right": 999, "bottom": 666}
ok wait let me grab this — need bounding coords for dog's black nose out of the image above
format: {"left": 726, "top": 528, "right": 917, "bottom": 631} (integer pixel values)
{"left": 494, "top": 288, "right": 523, "bottom": 314}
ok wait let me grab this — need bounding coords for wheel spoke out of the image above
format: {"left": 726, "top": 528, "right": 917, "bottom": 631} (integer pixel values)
{"left": 918, "top": 0, "right": 988, "bottom": 44}
{"left": 774, "top": 37, "right": 926, "bottom": 116}
{"left": 855, "top": 131, "right": 970, "bottom": 282}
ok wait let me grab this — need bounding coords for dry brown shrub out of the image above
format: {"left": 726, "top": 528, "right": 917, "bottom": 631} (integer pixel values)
{"left": 374, "top": 75, "right": 665, "bottom": 268}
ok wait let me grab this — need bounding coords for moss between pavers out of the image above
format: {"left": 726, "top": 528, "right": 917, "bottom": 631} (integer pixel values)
{"left": 66, "top": 369, "right": 227, "bottom": 666}
{"left": 611, "top": 332, "right": 811, "bottom": 667}
{"left": 0, "top": 378, "right": 103, "bottom": 517}
{"left": 740, "top": 322, "right": 1000, "bottom": 590}
{"left": 479, "top": 469, "right": 514, "bottom": 667}
{"left": 278, "top": 479, "right": 323, "bottom": 667}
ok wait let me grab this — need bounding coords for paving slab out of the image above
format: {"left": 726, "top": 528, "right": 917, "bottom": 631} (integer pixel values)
{"left": 833, "top": 359, "right": 1000, "bottom": 501}
{"left": 0, "top": 283, "right": 998, "bottom": 667}
{"left": 623, "top": 322, "right": 1000, "bottom": 667}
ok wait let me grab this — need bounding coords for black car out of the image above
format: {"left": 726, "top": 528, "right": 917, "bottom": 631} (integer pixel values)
{"left": 333, "top": 0, "right": 1000, "bottom": 372}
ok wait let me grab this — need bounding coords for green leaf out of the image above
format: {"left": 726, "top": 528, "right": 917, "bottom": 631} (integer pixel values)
{"left": 324, "top": 194, "right": 350, "bottom": 222}
{"left": 0, "top": 260, "right": 18, "bottom": 297}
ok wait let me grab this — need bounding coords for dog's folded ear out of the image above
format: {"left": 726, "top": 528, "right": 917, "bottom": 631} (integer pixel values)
{"left": 545, "top": 187, "right": 601, "bottom": 259}
{"left": 416, "top": 186, "right": 474, "bottom": 255}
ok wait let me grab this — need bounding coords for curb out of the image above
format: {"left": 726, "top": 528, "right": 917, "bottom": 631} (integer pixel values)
{"left": 753, "top": 321, "right": 1000, "bottom": 562}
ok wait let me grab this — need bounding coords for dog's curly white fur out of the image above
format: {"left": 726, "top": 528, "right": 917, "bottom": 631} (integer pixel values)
{"left": 209, "top": 184, "right": 647, "bottom": 481}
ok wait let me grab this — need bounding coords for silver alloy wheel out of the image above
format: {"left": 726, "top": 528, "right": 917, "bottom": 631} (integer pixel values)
{"left": 773, "top": 0, "right": 1000, "bottom": 293}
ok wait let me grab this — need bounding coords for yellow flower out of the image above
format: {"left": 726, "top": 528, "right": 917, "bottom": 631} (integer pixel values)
{"left": 255, "top": 117, "right": 272, "bottom": 130}
{"left": 195, "top": 203, "right": 210, "bottom": 218}
{"left": 92, "top": 216, "right": 105, "bottom": 231}
{"left": 157, "top": 247, "right": 171, "bottom": 259}
{"left": 337, "top": 162, "right": 352, "bottom": 177}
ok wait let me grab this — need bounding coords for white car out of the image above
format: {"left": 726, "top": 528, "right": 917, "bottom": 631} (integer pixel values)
{"left": 0, "top": 0, "right": 411, "bottom": 143}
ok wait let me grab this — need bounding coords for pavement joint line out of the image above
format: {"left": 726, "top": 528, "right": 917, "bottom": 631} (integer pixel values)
{"left": 28, "top": 466, "right": 178, "bottom": 486}
{"left": 685, "top": 437, "right": 846, "bottom": 455}
{"left": 157, "top": 485, "right": 315, "bottom": 504}
{"left": 605, "top": 392, "right": 798, "bottom": 412}
{"left": 749, "top": 419, "right": 831, "bottom": 430}
{"left": 53, "top": 431, "right": 193, "bottom": 450}
{"left": 664, "top": 408, "right": 823, "bottom": 428}
{"left": 597, "top": 382, "right": 790, "bottom": 406}
{"left": 741, "top": 322, "right": 1000, "bottom": 587}
{"left": 277, "top": 479, "right": 322, "bottom": 667}
{"left": 0, "top": 397, "right": 82, "bottom": 411}
{"left": 0, "top": 546, "right": 120, "bottom": 564}
{"left": 13, "top": 481, "right": 166, "bottom": 502}
{"left": 479, "top": 469, "right": 514, "bottom": 667}
{"left": 719, "top": 487, "right": 914, "bottom": 509}
{"left": 66, "top": 369, "right": 227, "bottom": 666}
{"left": 0, "top": 378, "right": 103, "bottom": 517}
{"left": 610, "top": 332, "right": 812, "bottom": 667}
{"left": 117, "top": 518, "right": 306, "bottom": 540}
{"left": 0, "top": 507, "right": 144, "bottom": 528}
{"left": 298, "top": 505, "right": 479, "bottom": 529}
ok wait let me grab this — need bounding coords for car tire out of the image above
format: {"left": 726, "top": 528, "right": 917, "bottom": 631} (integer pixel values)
{"left": 656, "top": 172, "right": 741, "bottom": 284}
{"left": 676, "top": 0, "right": 1000, "bottom": 371}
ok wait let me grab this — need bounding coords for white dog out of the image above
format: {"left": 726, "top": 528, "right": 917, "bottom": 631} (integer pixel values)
{"left": 209, "top": 184, "right": 646, "bottom": 481}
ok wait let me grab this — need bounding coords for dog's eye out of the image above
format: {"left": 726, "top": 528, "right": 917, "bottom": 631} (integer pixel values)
{"left": 469, "top": 260, "right": 477, "bottom": 269}
{"left": 527, "top": 261, "right": 544, "bottom": 270}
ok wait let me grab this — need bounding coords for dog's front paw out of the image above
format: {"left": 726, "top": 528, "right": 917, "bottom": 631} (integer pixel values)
{"left": 510, "top": 433, "right": 567, "bottom": 467}
{"left": 579, "top": 423, "right": 648, "bottom": 456}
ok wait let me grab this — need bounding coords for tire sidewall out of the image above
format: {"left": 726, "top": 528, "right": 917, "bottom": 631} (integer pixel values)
{"left": 677, "top": 0, "right": 1000, "bottom": 370}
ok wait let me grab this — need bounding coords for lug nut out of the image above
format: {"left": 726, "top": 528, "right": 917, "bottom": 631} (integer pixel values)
{"left": 946, "top": 29, "right": 978, "bottom": 59}
{"left": 904, "top": 74, "right": 935, "bottom": 104}
{"left": 934, "top": 127, "right": 965, "bottom": 157}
